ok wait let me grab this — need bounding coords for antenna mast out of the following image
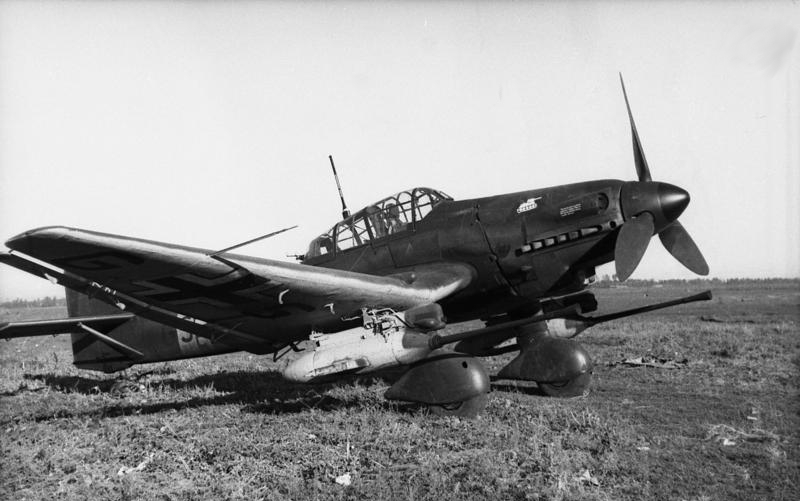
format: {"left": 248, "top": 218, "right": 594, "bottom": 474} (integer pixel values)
{"left": 329, "top": 155, "right": 350, "bottom": 219}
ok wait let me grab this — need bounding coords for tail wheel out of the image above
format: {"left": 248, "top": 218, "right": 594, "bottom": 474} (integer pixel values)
{"left": 538, "top": 372, "right": 592, "bottom": 398}
{"left": 429, "top": 393, "right": 488, "bottom": 418}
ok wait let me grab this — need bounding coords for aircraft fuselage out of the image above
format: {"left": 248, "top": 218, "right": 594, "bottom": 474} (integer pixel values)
{"left": 303, "top": 179, "right": 627, "bottom": 322}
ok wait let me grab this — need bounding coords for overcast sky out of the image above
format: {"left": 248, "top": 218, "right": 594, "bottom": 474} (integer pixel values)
{"left": 1, "top": 1, "right": 798, "bottom": 300}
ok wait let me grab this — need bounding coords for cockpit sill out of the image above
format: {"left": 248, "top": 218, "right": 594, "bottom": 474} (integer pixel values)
{"left": 302, "top": 187, "right": 451, "bottom": 262}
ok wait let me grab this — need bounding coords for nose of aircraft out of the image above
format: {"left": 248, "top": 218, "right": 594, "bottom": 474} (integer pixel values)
{"left": 657, "top": 183, "right": 690, "bottom": 224}
{"left": 620, "top": 181, "right": 689, "bottom": 230}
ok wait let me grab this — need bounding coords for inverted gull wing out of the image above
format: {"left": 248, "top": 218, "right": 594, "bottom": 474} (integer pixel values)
{"left": 4, "top": 227, "right": 474, "bottom": 345}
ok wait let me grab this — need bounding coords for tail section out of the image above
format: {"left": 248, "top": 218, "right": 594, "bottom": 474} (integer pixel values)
{"left": 65, "top": 290, "right": 236, "bottom": 373}
{"left": 1, "top": 252, "right": 239, "bottom": 373}
{"left": 66, "top": 288, "right": 120, "bottom": 317}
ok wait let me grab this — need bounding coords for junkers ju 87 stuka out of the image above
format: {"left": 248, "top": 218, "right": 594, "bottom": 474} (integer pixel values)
{"left": 1, "top": 76, "right": 710, "bottom": 417}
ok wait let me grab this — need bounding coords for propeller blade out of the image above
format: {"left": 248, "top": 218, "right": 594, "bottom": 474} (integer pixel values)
{"left": 615, "top": 212, "right": 654, "bottom": 281}
{"left": 619, "top": 73, "right": 652, "bottom": 182}
{"left": 658, "top": 220, "right": 709, "bottom": 275}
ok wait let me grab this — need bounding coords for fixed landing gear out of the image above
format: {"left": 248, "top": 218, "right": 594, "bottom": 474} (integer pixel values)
{"left": 428, "top": 393, "right": 489, "bottom": 418}
{"left": 537, "top": 371, "right": 592, "bottom": 398}
{"left": 497, "top": 320, "right": 594, "bottom": 397}
{"left": 385, "top": 351, "right": 490, "bottom": 418}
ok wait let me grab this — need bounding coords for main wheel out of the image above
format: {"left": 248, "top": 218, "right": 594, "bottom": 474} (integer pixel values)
{"left": 538, "top": 372, "right": 592, "bottom": 398}
{"left": 428, "top": 393, "right": 489, "bottom": 418}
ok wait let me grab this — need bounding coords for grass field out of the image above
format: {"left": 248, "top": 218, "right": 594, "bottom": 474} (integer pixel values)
{"left": 1, "top": 280, "right": 798, "bottom": 500}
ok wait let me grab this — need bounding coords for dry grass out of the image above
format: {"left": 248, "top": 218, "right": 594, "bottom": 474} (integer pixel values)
{"left": 1, "top": 280, "right": 798, "bottom": 500}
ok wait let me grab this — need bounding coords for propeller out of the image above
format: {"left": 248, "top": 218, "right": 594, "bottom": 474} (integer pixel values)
{"left": 658, "top": 221, "right": 709, "bottom": 275}
{"left": 614, "top": 212, "right": 654, "bottom": 281}
{"left": 620, "top": 75, "right": 652, "bottom": 183}
{"left": 614, "top": 74, "right": 709, "bottom": 280}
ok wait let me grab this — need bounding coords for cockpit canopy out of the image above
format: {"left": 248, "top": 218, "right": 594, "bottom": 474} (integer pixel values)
{"left": 306, "top": 187, "right": 452, "bottom": 259}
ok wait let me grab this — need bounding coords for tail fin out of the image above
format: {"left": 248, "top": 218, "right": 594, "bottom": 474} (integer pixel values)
{"left": 65, "top": 290, "right": 235, "bottom": 373}
{"left": 66, "top": 289, "right": 147, "bottom": 372}
{"left": 66, "top": 289, "right": 120, "bottom": 317}
{"left": 1, "top": 254, "right": 236, "bottom": 372}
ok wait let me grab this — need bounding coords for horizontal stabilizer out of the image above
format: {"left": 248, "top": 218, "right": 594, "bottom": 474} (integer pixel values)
{"left": 0, "top": 314, "right": 134, "bottom": 339}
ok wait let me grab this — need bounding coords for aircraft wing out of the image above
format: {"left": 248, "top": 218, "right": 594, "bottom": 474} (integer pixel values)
{"left": 3, "top": 227, "right": 474, "bottom": 347}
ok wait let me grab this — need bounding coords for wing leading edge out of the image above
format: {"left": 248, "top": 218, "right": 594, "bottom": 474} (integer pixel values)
{"left": 4, "top": 226, "right": 475, "bottom": 346}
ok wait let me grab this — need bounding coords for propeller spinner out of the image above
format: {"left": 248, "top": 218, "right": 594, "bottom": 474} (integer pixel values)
{"left": 614, "top": 75, "right": 709, "bottom": 281}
